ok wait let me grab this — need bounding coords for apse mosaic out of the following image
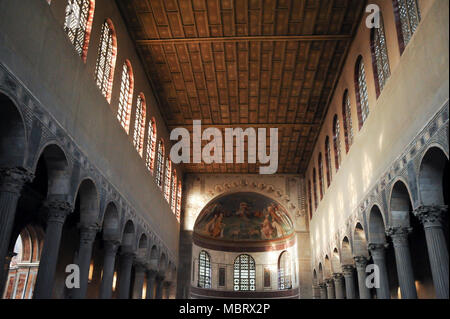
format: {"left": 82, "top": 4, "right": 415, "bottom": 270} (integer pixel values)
{"left": 194, "top": 192, "right": 294, "bottom": 242}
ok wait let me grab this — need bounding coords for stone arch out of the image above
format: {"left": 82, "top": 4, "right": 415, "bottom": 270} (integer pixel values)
{"left": 323, "top": 255, "right": 332, "bottom": 279}
{"left": 341, "top": 236, "right": 353, "bottom": 265}
{"left": 3, "top": 224, "right": 44, "bottom": 299}
{"left": 34, "top": 143, "right": 70, "bottom": 197}
{"left": 331, "top": 248, "right": 342, "bottom": 273}
{"left": 313, "top": 269, "right": 318, "bottom": 285}
{"left": 74, "top": 178, "right": 99, "bottom": 227}
{"left": 389, "top": 180, "right": 413, "bottom": 227}
{"left": 137, "top": 233, "right": 148, "bottom": 259}
{"left": 202, "top": 179, "right": 300, "bottom": 221}
{"left": 148, "top": 245, "right": 159, "bottom": 270}
{"left": 102, "top": 202, "right": 121, "bottom": 241}
{"left": 0, "top": 91, "right": 27, "bottom": 167}
{"left": 121, "top": 220, "right": 136, "bottom": 253}
{"left": 368, "top": 205, "right": 387, "bottom": 244}
{"left": 353, "top": 222, "right": 368, "bottom": 257}
{"left": 418, "top": 146, "right": 449, "bottom": 206}
{"left": 318, "top": 263, "right": 324, "bottom": 284}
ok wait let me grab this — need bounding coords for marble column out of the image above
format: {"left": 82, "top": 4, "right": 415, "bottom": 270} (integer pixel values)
{"left": 318, "top": 283, "right": 327, "bottom": 299}
{"left": 368, "top": 243, "right": 390, "bottom": 299}
{"left": 333, "top": 273, "right": 345, "bottom": 299}
{"left": 414, "top": 205, "right": 449, "bottom": 299}
{"left": 0, "top": 167, "right": 33, "bottom": 294}
{"left": 72, "top": 225, "right": 98, "bottom": 299}
{"left": 354, "top": 256, "right": 371, "bottom": 299}
{"left": 326, "top": 278, "right": 336, "bottom": 299}
{"left": 342, "top": 264, "right": 356, "bottom": 299}
{"left": 145, "top": 270, "right": 157, "bottom": 299}
{"left": 154, "top": 276, "right": 164, "bottom": 299}
{"left": 386, "top": 226, "right": 417, "bottom": 299}
{"left": 163, "top": 282, "right": 172, "bottom": 299}
{"left": 117, "top": 252, "right": 134, "bottom": 299}
{"left": 98, "top": 240, "right": 120, "bottom": 299}
{"left": 312, "top": 285, "right": 321, "bottom": 299}
{"left": 132, "top": 263, "right": 146, "bottom": 299}
{"left": 33, "top": 200, "right": 72, "bottom": 299}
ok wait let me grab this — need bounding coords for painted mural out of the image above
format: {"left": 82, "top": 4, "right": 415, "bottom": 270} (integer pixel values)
{"left": 194, "top": 192, "right": 294, "bottom": 241}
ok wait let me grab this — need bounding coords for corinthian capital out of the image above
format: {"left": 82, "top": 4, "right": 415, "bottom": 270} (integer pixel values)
{"left": 43, "top": 200, "right": 73, "bottom": 224}
{"left": 342, "top": 264, "right": 354, "bottom": 276}
{"left": 353, "top": 256, "right": 368, "bottom": 268}
{"left": 386, "top": 226, "right": 412, "bottom": 246}
{"left": 368, "top": 242, "right": 388, "bottom": 258}
{"left": 413, "top": 205, "right": 448, "bottom": 228}
{"left": 332, "top": 273, "right": 344, "bottom": 281}
{"left": 79, "top": 224, "right": 99, "bottom": 244}
{"left": 0, "top": 167, "right": 34, "bottom": 193}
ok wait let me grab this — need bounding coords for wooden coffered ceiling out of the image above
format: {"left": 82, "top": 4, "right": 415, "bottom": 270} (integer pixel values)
{"left": 116, "top": 0, "right": 366, "bottom": 174}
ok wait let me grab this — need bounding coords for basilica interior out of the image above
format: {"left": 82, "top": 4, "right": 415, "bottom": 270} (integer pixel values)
{"left": 0, "top": 0, "right": 448, "bottom": 300}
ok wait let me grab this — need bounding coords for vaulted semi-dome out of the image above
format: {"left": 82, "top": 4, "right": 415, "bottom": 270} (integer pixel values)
{"left": 193, "top": 192, "right": 294, "bottom": 245}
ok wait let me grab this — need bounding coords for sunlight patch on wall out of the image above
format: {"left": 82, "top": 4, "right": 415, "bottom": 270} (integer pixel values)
{"left": 362, "top": 152, "right": 373, "bottom": 192}
{"left": 185, "top": 193, "right": 208, "bottom": 231}
{"left": 347, "top": 173, "right": 357, "bottom": 209}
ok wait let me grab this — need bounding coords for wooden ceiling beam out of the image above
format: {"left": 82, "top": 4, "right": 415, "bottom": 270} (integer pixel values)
{"left": 136, "top": 34, "right": 352, "bottom": 45}
{"left": 166, "top": 122, "right": 320, "bottom": 129}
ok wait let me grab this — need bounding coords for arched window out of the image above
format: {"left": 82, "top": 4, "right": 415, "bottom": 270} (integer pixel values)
{"left": 164, "top": 158, "right": 172, "bottom": 202}
{"left": 342, "top": 90, "right": 354, "bottom": 153}
{"left": 117, "top": 61, "right": 134, "bottom": 133}
{"left": 176, "top": 181, "right": 182, "bottom": 222}
{"left": 155, "top": 139, "right": 165, "bottom": 189}
{"left": 278, "top": 251, "right": 292, "bottom": 290}
{"left": 133, "top": 93, "right": 146, "bottom": 156}
{"left": 318, "top": 153, "right": 324, "bottom": 200}
{"left": 333, "top": 115, "right": 342, "bottom": 171}
{"left": 198, "top": 251, "right": 211, "bottom": 289}
{"left": 312, "top": 168, "right": 318, "bottom": 209}
{"left": 308, "top": 179, "right": 313, "bottom": 219}
{"left": 146, "top": 118, "right": 157, "bottom": 173}
{"left": 171, "top": 170, "right": 177, "bottom": 213}
{"left": 95, "top": 19, "right": 117, "bottom": 103}
{"left": 371, "top": 13, "right": 390, "bottom": 97}
{"left": 355, "top": 57, "right": 369, "bottom": 129}
{"left": 64, "top": 0, "right": 95, "bottom": 61}
{"left": 324, "top": 137, "right": 332, "bottom": 187}
{"left": 233, "top": 254, "right": 255, "bottom": 291}
{"left": 393, "top": 0, "right": 421, "bottom": 54}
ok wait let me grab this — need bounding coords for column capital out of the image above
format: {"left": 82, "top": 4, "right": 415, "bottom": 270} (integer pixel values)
{"left": 134, "top": 262, "right": 147, "bottom": 273}
{"left": 342, "top": 264, "right": 354, "bottom": 276}
{"left": 413, "top": 205, "right": 448, "bottom": 228}
{"left": 104, "top": 240, "right": 121, "bottom": 254}
{"left": 146, "top": 269, "right": 158, "bottom": 280}
{"left": 0, "top": 167, "right": 34, "bottom": 193}
{"left": 368, "top": 242, "right": 388, "bottom": 258}
{"left": 353, "top": 255, "right": 368, "bottom": 268}
{"left": 332, "top": 273, "right": 344, "bottom": 281}
{"left": 120, "top": 251, "right": 136, "bottom": 260}
{"left": 79, "top": 224, "right": 99, "bottom": 245}
{"left": 325, "top": 278, "right": 334, "bottom": 287}
{"left": 386, "top": 226, "right": 412, "bottom": 246}
{"left": 43, "top": 200, "right": 73, "bottom": 224}
{"left": 163, "top": 281, "right": 172, "bottom": 288}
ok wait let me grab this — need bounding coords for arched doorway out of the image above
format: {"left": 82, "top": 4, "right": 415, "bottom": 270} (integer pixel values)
{"left": 417, "top": 147, "right": 449, "bottom": 298}
{"left": 389, "top": 180, "right": 434, "bottom": 298}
